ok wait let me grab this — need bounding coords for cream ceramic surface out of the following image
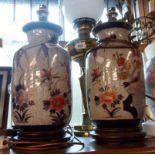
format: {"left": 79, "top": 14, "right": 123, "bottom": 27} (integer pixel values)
{"left": 97, "top": 27, "right": 129, "bottom": 41}
{"left": 86, "top": 26, "right": 145, "bottom": 121}
{"left": 12, "top": 29, "right": 71, "bottom": 126}
{"left": 27, "top": 29, "right": 58, "bottom": 43}
{"left": 144, "top": 39, "right": 155, "bottom": 118}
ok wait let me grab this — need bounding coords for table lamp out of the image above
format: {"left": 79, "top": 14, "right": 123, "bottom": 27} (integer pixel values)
{"left": 63, "top": 0, "right": 104, "bottom": 136}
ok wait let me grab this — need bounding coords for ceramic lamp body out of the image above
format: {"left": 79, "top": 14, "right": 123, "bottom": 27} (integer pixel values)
{"left": 144, "top": 39, "right": 155, "bottom": 118}
{"left": 145, "top": 40, "right": 155, "bottom": 61}
{"left": 63, "top": 0, "right": 104, "bottom": 23}
{"left": 12, "top": 22, "right": 71, "bottom": 127}
{"left": 86, "top": 22, "right": 145, "bottom": 128}
{"left": 142, "top": 38, "right": 155, "bottom": 137}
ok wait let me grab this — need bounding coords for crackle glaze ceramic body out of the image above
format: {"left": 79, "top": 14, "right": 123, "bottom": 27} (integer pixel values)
{"left": 144, "top": 39, "right": 155, "bottom": 117}
{"left": 86, "top": 22, "right": 145, "bottom": 128}
{"left": 12, "top": 22, "right": 71, "bottom": 127}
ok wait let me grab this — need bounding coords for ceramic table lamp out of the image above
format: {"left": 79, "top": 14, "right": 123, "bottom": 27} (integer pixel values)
{"left": 85, "top": 7, "right": 146, "bottom": 143}
{"left": 11, "top": 4, "right": 72, "bottom": 147}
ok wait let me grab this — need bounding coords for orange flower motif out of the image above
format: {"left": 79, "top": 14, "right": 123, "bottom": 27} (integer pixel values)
{"left": 117, "top": 72, "right": 128, "bottom": 80}
{"left": 99, "top": 91, "right": 117, "bottom": 105}
{"left": 117, "top": 57, "right": 125, "bottom": 66}
{"left": 50, "top": 96, "right": 66, "bottom": 111}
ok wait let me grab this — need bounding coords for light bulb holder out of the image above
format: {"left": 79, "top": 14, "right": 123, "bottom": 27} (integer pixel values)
{"left": 73, "top": 17, "right": 96, "bottom": 30}
{"left": 73, "top": 17, "right": 96, "bottom": 40}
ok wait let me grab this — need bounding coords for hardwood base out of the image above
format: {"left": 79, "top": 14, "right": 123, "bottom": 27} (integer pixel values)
{"left": 93, "top": 119, "right": 141, "bottom": 128}
{"left": 90, "top": 127, "right": 146, "bottom": 143}
{"left": 7, "top": 126, "right": 73, "bottom": 152}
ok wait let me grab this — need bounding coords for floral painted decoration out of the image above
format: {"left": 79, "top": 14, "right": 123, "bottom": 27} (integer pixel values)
{"left": 113, "top": 51, "right": 131, "bottom": 80}
{"left": 40, "top": 67, "right": 71, "bottom": 125}
{"left": 13, "top": 84, "right": 35, "bottom": 123}
{"left": 43, "top": 89, "right": 70, "bottom": 125}
{"left": 94, "top": 84, "right": 138, "bottom": 118}
{"left": 94, "top": 86, "right": 122, "bottom": 117}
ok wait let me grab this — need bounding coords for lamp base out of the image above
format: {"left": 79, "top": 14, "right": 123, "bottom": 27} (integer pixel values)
{"left": 90, "top": 127, "right": 145, "bottom": 143}
{"left": 7, "top": 126, "right": 72, "bottom": 152}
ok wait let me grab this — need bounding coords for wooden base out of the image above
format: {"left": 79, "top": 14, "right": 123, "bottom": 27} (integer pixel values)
{"left": 8, "top": 126, "right": 73, "bottom": 152}
{"left": 90, "top": 127, "right": 146, "bottom": 143}
{"left": 15, "top": 128, "right": 67, "bottom": 141}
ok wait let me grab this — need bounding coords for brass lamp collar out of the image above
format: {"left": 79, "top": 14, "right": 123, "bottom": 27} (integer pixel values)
{"left": 73, "top": 17, "right": 96, "bottom": 31}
